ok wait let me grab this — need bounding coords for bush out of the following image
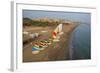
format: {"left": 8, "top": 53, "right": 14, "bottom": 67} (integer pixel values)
{"left": 23, "top": 18, "right": 60, "bottom": 27}
{"left": 32, "top": 21, "right": 49, "bottom": 26}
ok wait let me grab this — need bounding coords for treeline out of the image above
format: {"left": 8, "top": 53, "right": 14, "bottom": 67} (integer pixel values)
{"left": 23, "top": 18, "right": 62, "bottom": 27}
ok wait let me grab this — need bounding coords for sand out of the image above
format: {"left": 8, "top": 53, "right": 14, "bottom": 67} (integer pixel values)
{"left": 23, "top": 23, "right": 79, "bottom": 62}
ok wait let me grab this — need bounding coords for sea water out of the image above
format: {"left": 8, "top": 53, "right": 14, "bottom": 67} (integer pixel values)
{"left": 71, "top": 23, "right": 91, "bottom": 60}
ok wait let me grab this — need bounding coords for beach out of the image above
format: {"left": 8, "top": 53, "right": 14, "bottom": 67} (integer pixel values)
{"left": 23, "top": 23, "right": 79, "bottom": 62}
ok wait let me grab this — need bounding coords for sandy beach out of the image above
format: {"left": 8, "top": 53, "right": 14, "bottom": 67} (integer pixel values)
{"left": 23, "top": 23, "right": 79, "bottom": 62}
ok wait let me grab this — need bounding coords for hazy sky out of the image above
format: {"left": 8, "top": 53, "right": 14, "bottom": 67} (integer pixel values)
{"left": 23, "top": 10, "right": 91, "bottom": 24}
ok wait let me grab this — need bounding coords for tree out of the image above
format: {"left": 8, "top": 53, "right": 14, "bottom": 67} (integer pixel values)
{"left": 23, "top": 18, "right": 32, "bottom": 26}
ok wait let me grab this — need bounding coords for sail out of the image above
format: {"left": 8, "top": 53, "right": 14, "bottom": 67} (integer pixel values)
{"left": 52, "top": 24, "right": 63, "bottom": 40}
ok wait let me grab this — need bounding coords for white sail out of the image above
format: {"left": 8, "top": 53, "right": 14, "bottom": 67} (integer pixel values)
{"left": 58, "top": 24, "right": 62, "bottom": 33}
{"left": 52, "top": 24, "right": 64, "bottom": 42}
{"left": 54, "top": 24, "right": 62, "bottom": 33}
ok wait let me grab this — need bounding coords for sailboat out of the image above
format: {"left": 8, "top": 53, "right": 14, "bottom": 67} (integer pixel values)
{"left": 52, "top": 24, "right": 64, "bottom": 42}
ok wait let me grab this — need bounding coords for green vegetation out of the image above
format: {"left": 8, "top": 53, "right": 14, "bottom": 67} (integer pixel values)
{"left": 23, "top": 17, "right": 61, "bottom": 27}
{"left": 23, "top": 18, "right": 33, "bottom": 26}
{"left": 23, "top": 17, "right": 80, "bottom": 27}
{"left": 32, "top": 21, "right": 49, "bottom": 26}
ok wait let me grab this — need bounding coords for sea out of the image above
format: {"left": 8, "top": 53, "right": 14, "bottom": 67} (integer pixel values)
{"left": 71, "top": 23, "right": 91, "bottom": 60}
